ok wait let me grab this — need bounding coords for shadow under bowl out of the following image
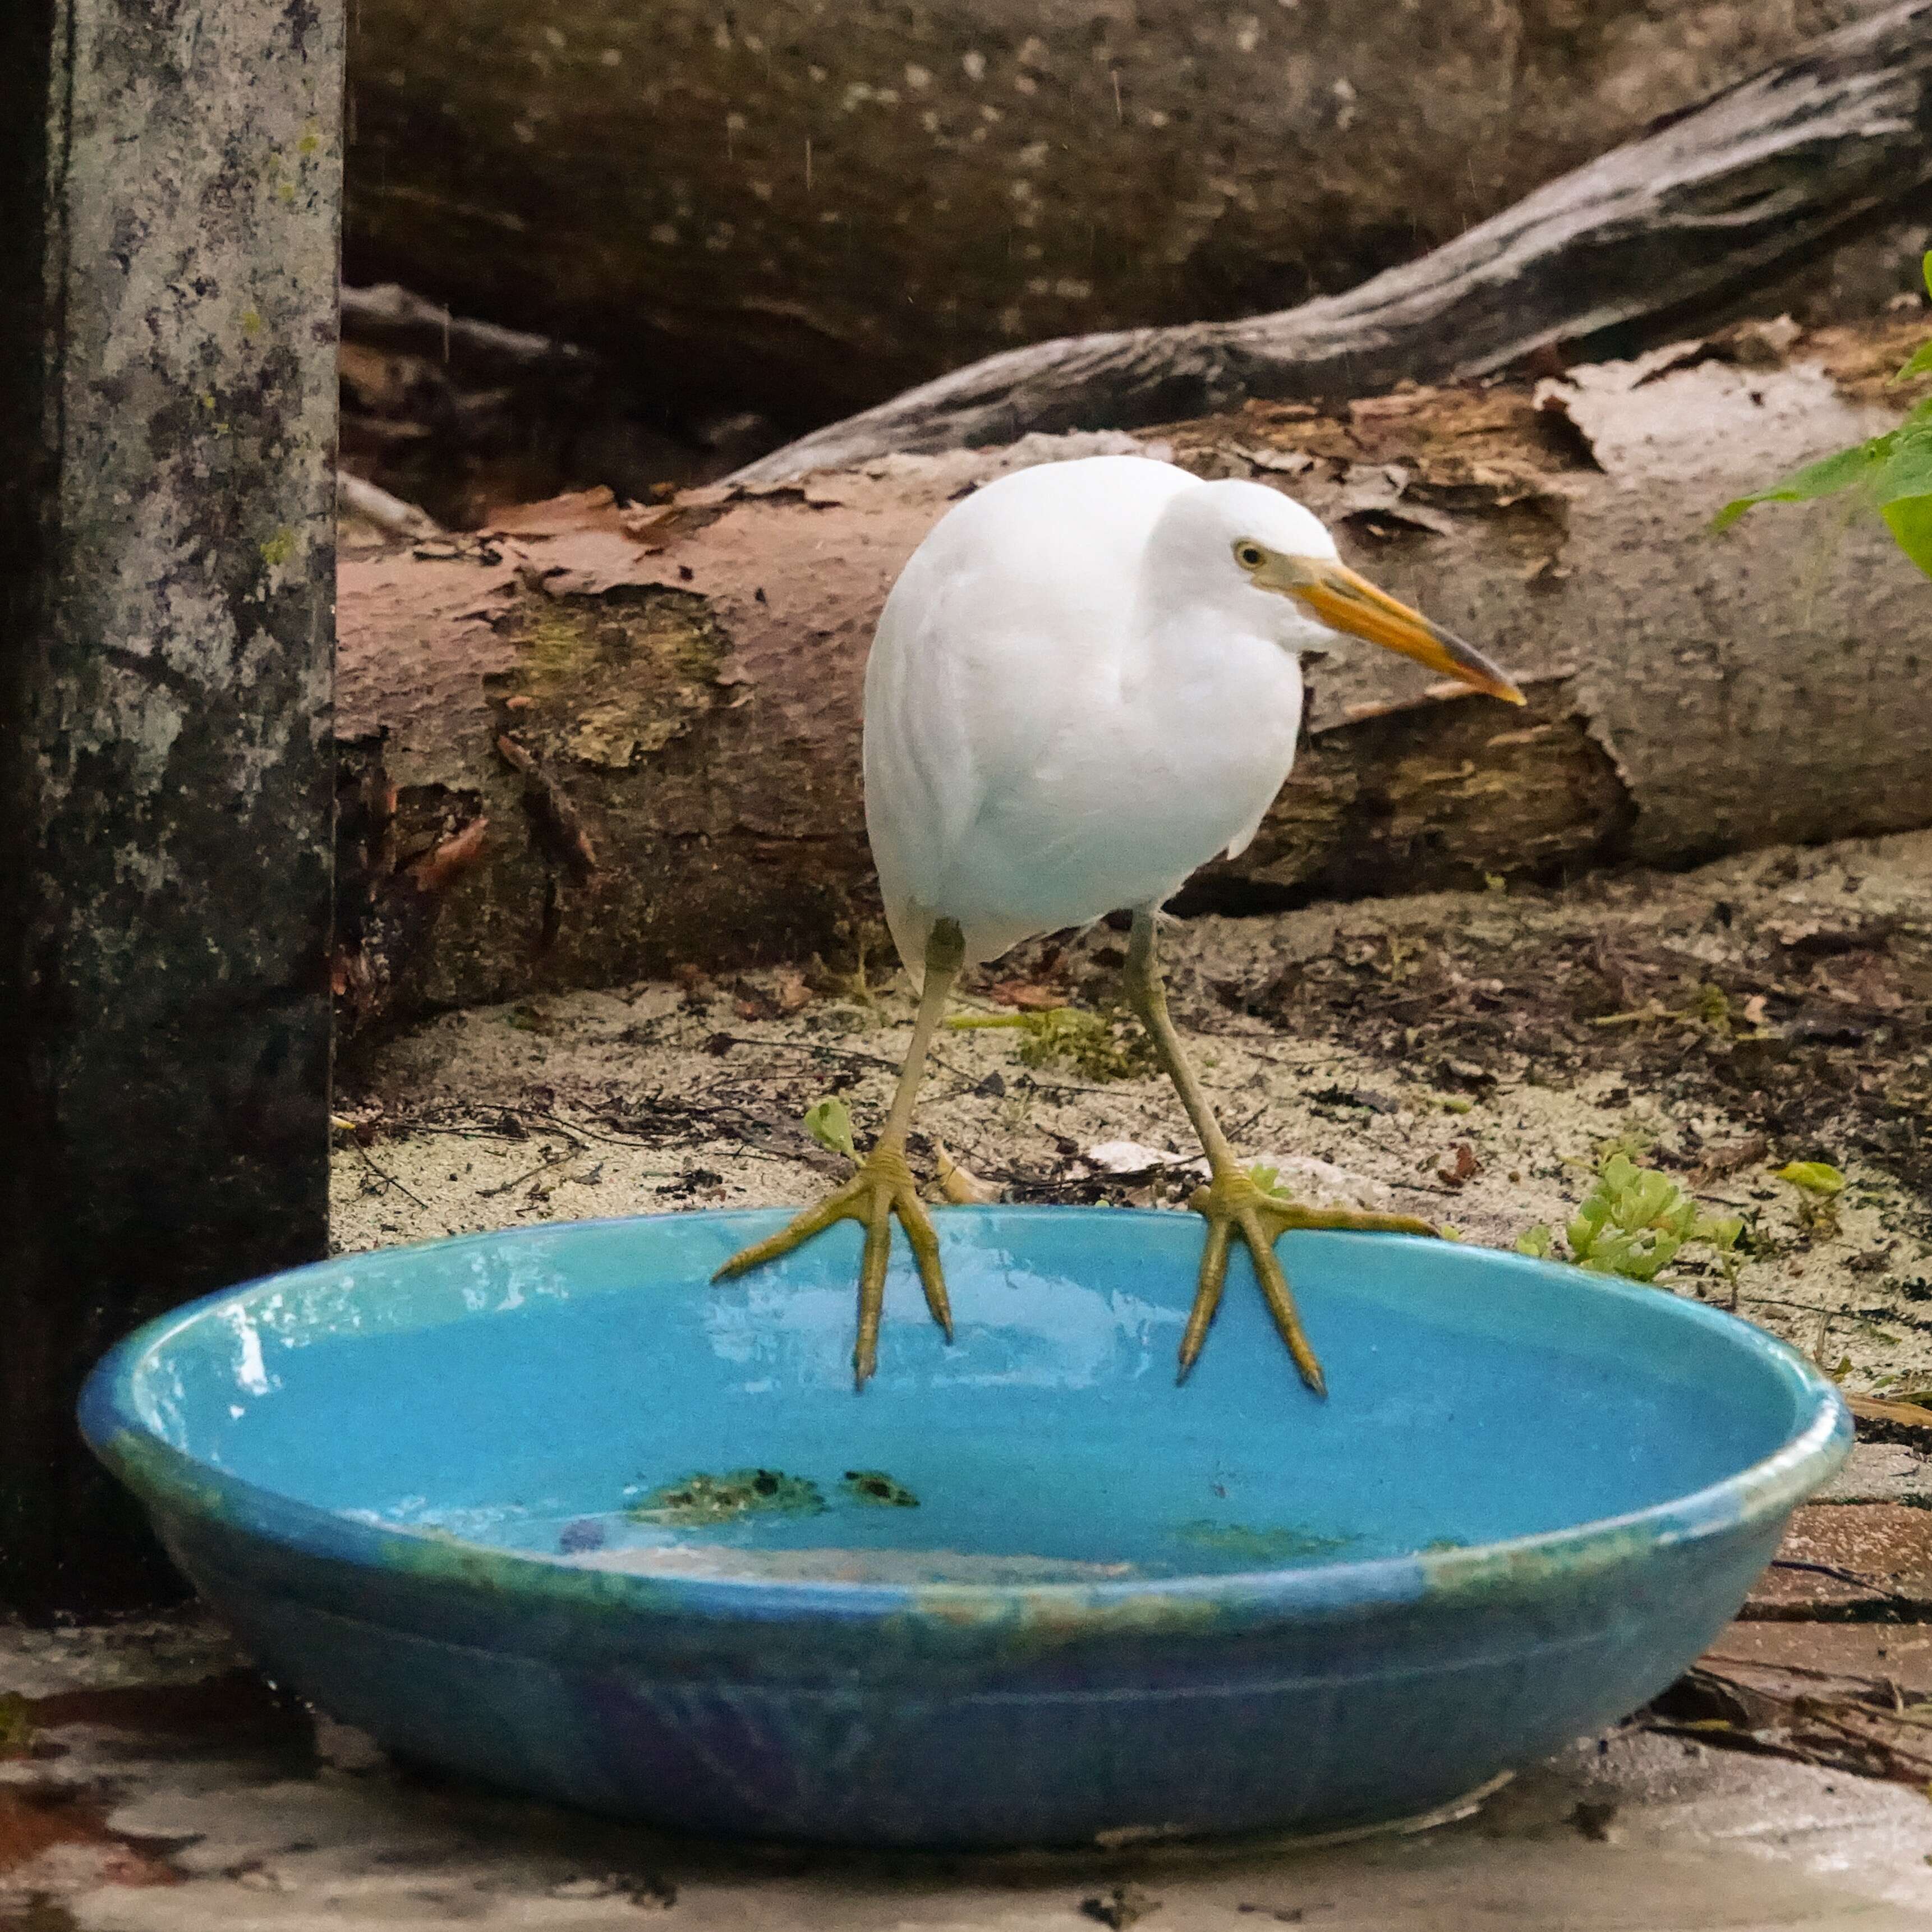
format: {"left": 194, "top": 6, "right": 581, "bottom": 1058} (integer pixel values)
{"left": 82, "top": 1207, "right": 1848, "bottom": 1847}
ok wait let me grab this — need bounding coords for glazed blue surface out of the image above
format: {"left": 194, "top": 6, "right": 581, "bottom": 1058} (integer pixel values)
{"left": 82, "top": 1207, "right": 1849, "bottom": 1847}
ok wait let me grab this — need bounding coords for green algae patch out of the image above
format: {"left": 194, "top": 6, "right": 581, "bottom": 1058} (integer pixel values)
{"left": 1419, "top": 1521, "right": 1659, "bottom": 1604}
{"left": 907, "top": 1583, "right": 1222, "bottom": 1645}
{"left": 628, "top": 1468, "right": 827, "bottom": 1526}
{"left": 843, "top": 1469, "right": 920, "bottom": 1508}
{"left": 508, "top": 588, "right": 729, "bottom": 771}
{"left": 1174, "top": 1520, "right": 1358, "bottom": 1563}
{"left": 0, "top": 1693, "right": 35, "bottom": 1754}
{"left": 95, "top": 1429, "right": 229, "bottom": 1522}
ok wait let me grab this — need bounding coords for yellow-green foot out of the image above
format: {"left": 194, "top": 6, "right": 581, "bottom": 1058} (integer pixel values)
{"left": 712, "top": 1146, "right": 952, "bottom": 1388}
{"left": 1180, "top": 1168, "right": 1437, "bottom": 1391}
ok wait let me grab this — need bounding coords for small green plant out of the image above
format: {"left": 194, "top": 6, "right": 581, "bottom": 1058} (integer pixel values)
{"left": 949, "top": 1004, "right": 1156, "bottom": 1080}
{"left": 1592, "top": 1120, "right": 1660, "bottom": 1167}
{"left": 1516, "top": 1153, "right": 1742, "bottom": 1285}
{"left": 1777, "top": 1160, "right": 1845, "bottom": 1196}
{"left": 802, "top": 1096, "right": 858, "bottom": 1162}
{"left": 1714, "top": 255, "right": 1932, "bottom": 578}
{"left": 1778, "top": 1158, "right": 1846, "bottom": 1241}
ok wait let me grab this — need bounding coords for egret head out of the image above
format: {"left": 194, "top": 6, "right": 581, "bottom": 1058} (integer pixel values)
{"left": 1158, "top": 478, "right": 1525, "bottom": 704}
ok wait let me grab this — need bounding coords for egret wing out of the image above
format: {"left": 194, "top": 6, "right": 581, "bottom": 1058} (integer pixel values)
{"left": 863, "top": 457, "right": 1197, "bottom": 971}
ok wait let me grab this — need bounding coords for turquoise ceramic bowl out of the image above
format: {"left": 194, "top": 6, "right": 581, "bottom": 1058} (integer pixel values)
{"left": 81, "top": 1208, "right": 1848, "bottom": 1847}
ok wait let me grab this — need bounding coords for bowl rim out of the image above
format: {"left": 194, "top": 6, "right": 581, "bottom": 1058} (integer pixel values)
{"left": 80, "top": 1207, "right": 1852, "bottom": 1633}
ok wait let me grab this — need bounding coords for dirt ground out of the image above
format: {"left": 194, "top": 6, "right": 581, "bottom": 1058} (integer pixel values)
{"left": 336, "top": 827, "right": 1932, "bottom": 1396}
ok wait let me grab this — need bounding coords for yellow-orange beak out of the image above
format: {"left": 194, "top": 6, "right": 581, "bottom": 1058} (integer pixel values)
{"left": 1259, "top": 555, "right": 1525, "bottom": 705}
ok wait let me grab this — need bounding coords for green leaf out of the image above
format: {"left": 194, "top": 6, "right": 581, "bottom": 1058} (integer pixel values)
{"left": 1881, "top": 495, "right": 1932, "bottom": 578}
{"left": 1515, "top": 1223, "right": 1554, "bottom": 1259}
{"left": 1894, "top": 338, "right": 1932, "bottom": 384}
{"left": 1628, "top": 1236, "right": 1680, "bottom": 1282}
{"left": 1872, "top": 424, "right": 1932, "bottom": 507}
{"left": 1711, "top": 436, "right": 1894, "bottom": 530}
{"left": 1777, "top": 1161, "right": 1845, "bottom": 1196}
{"left": 802, "top": 1096, "right": 858, "bottom": 1162}
{"left": 1695, "top": 1213, "right": 1744, "bottom": 1253}
{"left": 1888, "top": 256, "right": 1932, "bottom": 377}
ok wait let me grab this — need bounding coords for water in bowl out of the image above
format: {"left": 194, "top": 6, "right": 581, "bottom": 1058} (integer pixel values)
{"left": 138, "top": 1212, "right": 1795, "bottom": 1589}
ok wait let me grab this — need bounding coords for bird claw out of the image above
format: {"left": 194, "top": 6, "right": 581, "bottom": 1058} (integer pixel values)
{"left": 1177, "top": 1169, "right": 1438, "bottom": 1392}
{"left": 713, "top": 1146, "right": 953, "bottom": 1388}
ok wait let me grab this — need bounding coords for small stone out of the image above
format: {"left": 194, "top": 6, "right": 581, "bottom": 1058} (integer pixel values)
{"left": 312, "top": 1712, "right": 387, "bottom": 1772}
{"left": 1083, "top": 1885, "right": 1162, "bottom": 1929}
{"left": 550, "top": 1876, "right": 619, "bottom": 1899}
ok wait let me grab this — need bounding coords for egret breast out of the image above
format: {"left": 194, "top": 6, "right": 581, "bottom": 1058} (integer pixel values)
{"left": 863, "top": 455, "right": 1305, "bottom": 970}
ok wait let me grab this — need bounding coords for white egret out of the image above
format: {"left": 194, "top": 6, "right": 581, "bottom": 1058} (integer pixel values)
{"left": 717, "top": 454, "right": 1524, "bottom": 1389}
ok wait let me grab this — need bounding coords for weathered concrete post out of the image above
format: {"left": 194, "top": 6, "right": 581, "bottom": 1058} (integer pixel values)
{"left": 0, "top": 1, "right": 343, "bottom": 1614}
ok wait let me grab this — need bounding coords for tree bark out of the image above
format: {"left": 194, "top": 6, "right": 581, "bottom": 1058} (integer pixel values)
{"left": 342, "top": 0, "right": 1900, "bottom": 435}
{"left": 336, "top": 314, "right": 1932, "bottom": 1038}
{"left": 738, "top": 0, "right": 1932, "bottom": 481}
{"left": 0, "top": 0, "right": 341, "bottom": 1616}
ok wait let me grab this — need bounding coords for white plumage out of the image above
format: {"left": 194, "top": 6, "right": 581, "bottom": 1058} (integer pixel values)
{"left": 721, "top": 452, "right": 1521, "bottom": 1390}
{"left": 864, "top": 456, "right": 1335, "bottom": 977}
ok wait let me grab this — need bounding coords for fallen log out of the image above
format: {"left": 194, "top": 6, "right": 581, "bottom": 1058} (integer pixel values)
{"left": 737, "top": 1, "right": 1932, "bottom": 482}
{"left": 343, "top": 0, "right": 1907, "bottom": 433}
{"left": 334, "top": 312, "right": 1932, "bottom": 1036}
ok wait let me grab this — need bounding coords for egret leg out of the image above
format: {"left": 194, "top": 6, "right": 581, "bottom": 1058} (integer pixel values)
{"left": 1121, "top": 909, "right": 1437, "bottom": 1391}
{"left": 714, "top": 919, "right": 967, "bottom": 1389}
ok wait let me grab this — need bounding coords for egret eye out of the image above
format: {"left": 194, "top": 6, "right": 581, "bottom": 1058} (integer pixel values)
{"left": 1234, "top": 541, "right": 1266, "bottom": 571}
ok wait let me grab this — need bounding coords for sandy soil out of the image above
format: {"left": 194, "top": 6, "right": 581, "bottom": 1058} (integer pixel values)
{"left": 335, "top": 829, "right": 1932, "bottom": 1393}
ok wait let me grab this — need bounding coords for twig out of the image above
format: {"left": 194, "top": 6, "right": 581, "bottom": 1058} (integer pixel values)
{"left": 476, "top": 1149, "right": 581, "bottom": 1198}
{"left": 342, "top": 282, "right": 599, "bottom": 377}
{"left": 1769, "top": 1558, "right": 1919, "bottom": 1605}
{"left": 697, "top": 1032, "right": 982, "bottom": 1087}
{"left": 337, "top": 468, "right": 442, "bottom": 539}
{"left": 1018, "top": 1075, "right": 1157, "bottom": 1100}
{"left": 356, "top": 1143, "right": 439, "bottom": 1219}
{"left": 495, "top": 735, "right": 597, "bottom": 882}
{"left": 507, "top": 1107, "right": 593, "bottom": 1147}
{"left": 696, "top": 1033, "right": 905, "bottom": 1073}
{"left": 1700, "top": 1652, "right": 1903, "bottom": 1686}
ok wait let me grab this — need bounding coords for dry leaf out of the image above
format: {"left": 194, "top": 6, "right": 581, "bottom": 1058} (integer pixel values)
{"left": 987, "top": 979, "right": 1065, "bottom": 1010}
